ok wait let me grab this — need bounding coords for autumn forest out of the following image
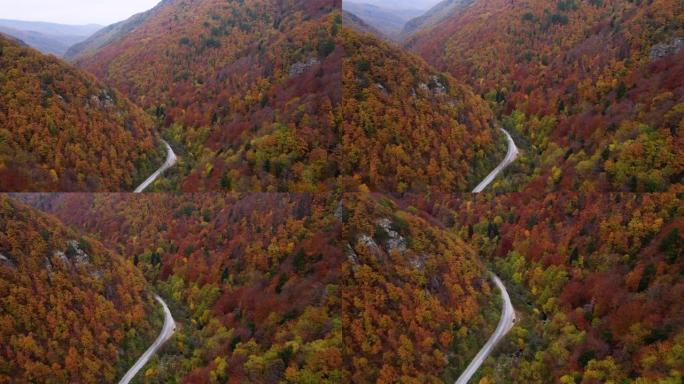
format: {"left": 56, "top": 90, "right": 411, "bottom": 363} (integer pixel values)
{"left": 0, "top": 0, "right": 682, "bottom": 383}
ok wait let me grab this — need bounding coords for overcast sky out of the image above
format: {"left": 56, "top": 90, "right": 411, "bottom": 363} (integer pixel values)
{"left": 0, "top": 0, "right": 160, "bottom": 25}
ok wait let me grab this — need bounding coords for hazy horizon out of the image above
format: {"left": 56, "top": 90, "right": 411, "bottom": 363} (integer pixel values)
{"left": 345, "top": 0, "right": 444, "bottom": 10}
{"left": 0, "top": 0, "right": 160, "bottom": 25}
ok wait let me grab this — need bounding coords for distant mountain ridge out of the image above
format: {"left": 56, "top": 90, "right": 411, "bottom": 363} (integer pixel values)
{"left": 401, "top": 0, "right": 474, "bottom": 37}
{"left": 64, "top": 0, "right": 171, "bottom": 60}
{"left": 343, "top": 10, "right": 384, "bottom": 37}
{"left": 352, "top": 0, "right": 438, "bottom": 10}
{"left": 0, "top": 19, "right": 101, "bottom": 56}
{"left": 343, "top": 1, "right": 423, "bottom": 38}
{"left": 0, "top": 19, "right": 101, "bottom": 36}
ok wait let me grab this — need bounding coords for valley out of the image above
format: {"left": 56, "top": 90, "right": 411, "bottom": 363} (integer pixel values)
{"left": 0, "top": 19, "right": 102, "bottom": 57}
{"left": 0, "top": 0, "right": 682, "bottom": 382}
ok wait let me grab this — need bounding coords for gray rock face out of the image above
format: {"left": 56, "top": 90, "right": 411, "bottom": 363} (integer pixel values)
{"left": 376, "top": 218, "right": 407, "bottom": 253}
{"left": 429, "top": 75, "right": 447, "bottom": 95}
{"left": 289, "top": 57, "right": 321, "bottom": 78}
{"left": 334, "top": 200, "right": 347, "bottom": 221}
{"left": 66, "top": 240, "right": 91, "bottom": 264}
{"left": 650, "top": 37, "right": 684, "bottom": 61}
{"left": 358, "top": 234, "right": 380, "bottom": 251}
{"left": 53, "top": 240, "right": 91, "bottom": 267}
{"left": 0, "top": 252, "right": 15, "bottom": 268}
{"left": 346, "top": 243, "right": 360, "bottom": 268}
{"left": 350, "top": 217, "right": 409, "bottom": 267}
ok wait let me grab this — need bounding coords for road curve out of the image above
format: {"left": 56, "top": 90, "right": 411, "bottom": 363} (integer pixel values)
{"left": 454, "top": 128, "right": 518, "bottom": 383}
{"left": 454, "top": 274, "right": 516, "bottom": 384}
{"left": 118, "top": 295, "right": 176, "bottom": 384}
{"left": 134, "top": 140, "right": 177, "bottom": 193}
{"left": 472, "top": 128, "right": 519, "bottom": 193}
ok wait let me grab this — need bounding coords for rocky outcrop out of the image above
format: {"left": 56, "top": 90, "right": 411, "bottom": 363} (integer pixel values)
{"left": 650, "top": 37, "right": 684, "bottom": 61}
{"left": 53, "top": 240, "right": 91, "bottom": 267}
{"left": 289, "top": 57, "right": 321, "bottom": 78}
{"left": 0, "top": 252, "right": 16, "bottom": 269}
{"left": 376, "top": 218, "right": 407, "bottom": 253}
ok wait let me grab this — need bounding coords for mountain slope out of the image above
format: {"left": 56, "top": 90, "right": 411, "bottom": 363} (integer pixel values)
{"left": 416, "top": 189, "right": 684, "bottom": 382}
{"left": 401, "top": 0, "right": 473, "bottom": 37}
{"left": 72, "top": 0, "right": 500, "bottom": 192}
{"left": 340, "top": 194, "right": 496, "bottom": 382}
{"left": 0, "top": 35, "right": 163, "bottom": 191}
{"left": 64, "top": 1, "right": 168, "bottom": 60}
{"left": 405, "top": 0, "right": 684, "bottom": 192}
{"left": 341, "top": 26, "right": 502, "bottom": 192}
{"left": 343, "top": 10, "right": 384, "bottom": 37}
{"left": 22, "top": 193, "right": 347, "bottom": 382}
{"left": 0, "top": 195, "right": 157, "bottom": 383}
{"left": 73, "top": 0, "right": 342, "bottom": 192}
{"left": 21, "top": 192, "right": 498, "bottom": 382}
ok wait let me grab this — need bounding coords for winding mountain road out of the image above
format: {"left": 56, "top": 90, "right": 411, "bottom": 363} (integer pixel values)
{"left": 454, "top": 275, "right": 516, "bottom": 384}
{"left": 134, "top": 139, "right": 177, "bottom": 193}
{"left": 452, "top": 128, "right": 519, "bottom": 383}
{"left": 472, "top": 128, "right": 519, "bottom": 193}
{"left": 118, "top": 295, "right": 176, "bottom": 384}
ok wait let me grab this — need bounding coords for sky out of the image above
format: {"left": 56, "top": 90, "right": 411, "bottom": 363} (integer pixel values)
{"left": 0, "top": 0, "right": 160, "bottom": 25}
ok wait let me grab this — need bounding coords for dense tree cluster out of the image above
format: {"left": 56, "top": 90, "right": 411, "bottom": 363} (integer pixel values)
{"left": 70, "top": 0, "right": 503, "bottom": 193}
{"left": 340, "top": 194, "right": 494, "bottom": 382}
{"left": 23, "top": 193, "right": 347, "bottom": 382}
{"left": 18, "top": 192, "right": 500, "bottom": 382}
{"left": 0, "top": 195, "right": 157, "bottom": 383}
{"left": 2, "top": 0, "right": 682, "bottom": 382}
{"left": 75, "top": 0, "right": 343, "bottom": 192}
{"left": 340, "top": 28, "right": 501, "bottom": 192}
{"left": 0, "top": 35, "right": 163, "bottom": 191}
{"left": 405, "top": 188, "right": 684, "bottom": 382}
{"left": 406, "top": 0, "right": 684, "bottom": 192}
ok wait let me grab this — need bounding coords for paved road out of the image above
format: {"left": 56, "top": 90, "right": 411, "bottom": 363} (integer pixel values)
{"left": 472, "top": 128, "right": 519, "bottom": 193}
{"left": 453, "top": 127, "right": 519, "bottom": 383}
{"left": 118, "top": 295, "right": 176, "bottom": 384}
{"left": 454, "top": 274, "right": 516, "bottom": 384}
{"left": 134, "top": 139, "right": 177, "bottom": 193}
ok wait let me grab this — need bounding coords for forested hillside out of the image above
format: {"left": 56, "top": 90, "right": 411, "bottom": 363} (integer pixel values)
{"left": 0, "top": 35, "right": 163, "bottom": 191}
{"left": 74, "top": 0, "right": 343, "bottom": 192}
{"left": 71, "top": 0, "right": 499, "bottom": 193}
{"left": 0, "top": 195, "right": 158, "bottom": 383}
{"left": 64, "top": 1, "right": 167, "bottom": 60}
{"left": 406, "top": 0, "right": 684, "bottom": 192}
{"left": 341, "top": 26, "right": 502, "bottom": 192}
{"left": 340, "top": 194, "right": 497, "bottom": 382}
{"left": 24, "top": 193, "right": 346, "bottom": 382}
{"left": 406, "top": 189, "right": 684, "bottom": 382}
{"left": 21, "top": 192, "right": 496, "bottom": 382}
